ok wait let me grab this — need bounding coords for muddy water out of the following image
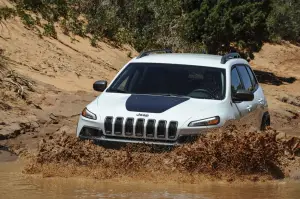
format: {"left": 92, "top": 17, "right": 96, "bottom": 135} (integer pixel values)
{"left": 0, "top": 161, "right": 300, "bottom": 199}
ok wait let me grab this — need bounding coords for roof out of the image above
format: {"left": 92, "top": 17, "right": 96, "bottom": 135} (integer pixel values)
{"left": 131, "top": 53, "right": 248, "bottom": 69}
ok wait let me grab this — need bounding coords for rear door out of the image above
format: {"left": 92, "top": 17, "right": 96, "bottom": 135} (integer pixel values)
{"left": 231, "top": 65, "right": 258, "bottom": 127}
{"left": 245, "top": 65, "right": 266, "bottom": 127}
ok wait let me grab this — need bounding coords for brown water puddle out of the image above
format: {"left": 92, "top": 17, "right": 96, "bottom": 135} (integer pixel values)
{"left": 0, "top": 150, "right": 18, "bottom": 162}
{"left": 1, "top": 161, "right": 300, "bottom": 199}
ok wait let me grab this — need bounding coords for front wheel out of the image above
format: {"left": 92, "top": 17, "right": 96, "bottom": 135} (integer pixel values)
{"left": 260, "top": 112, "right": 271, "bottom": 131}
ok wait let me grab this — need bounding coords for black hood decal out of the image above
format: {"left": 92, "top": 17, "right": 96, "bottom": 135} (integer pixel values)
{"left": 125, "top": 94, "right": 190, "bottom": 113}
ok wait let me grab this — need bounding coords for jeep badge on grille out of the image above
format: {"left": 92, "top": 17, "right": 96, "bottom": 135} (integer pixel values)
{"left": 136, "top": 113, "right": 149, "bottom": 117}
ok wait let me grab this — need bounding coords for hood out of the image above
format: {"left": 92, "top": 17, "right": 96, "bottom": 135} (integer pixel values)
{"left": 87, "top": 93, "right": 225, "bottom": 124}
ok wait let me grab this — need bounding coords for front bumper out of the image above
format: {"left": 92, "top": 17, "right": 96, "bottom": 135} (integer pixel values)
{"left": 76, "top": 115, "right": 216, "bottom": 146}
{"left": 80, "top": 135, "right": 179, "bottom": 146}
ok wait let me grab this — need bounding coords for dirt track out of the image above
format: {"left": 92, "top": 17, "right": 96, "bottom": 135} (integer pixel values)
{"left": 1, "top": 9, "right": 300, "bottom": 182}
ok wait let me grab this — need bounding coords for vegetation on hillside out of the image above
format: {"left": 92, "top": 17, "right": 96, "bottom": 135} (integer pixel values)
{"left": 2, "top": 0, "right": 300, "bottom": 58}
{"left": 267, "top": 0, "right": 300, "bottom": 43}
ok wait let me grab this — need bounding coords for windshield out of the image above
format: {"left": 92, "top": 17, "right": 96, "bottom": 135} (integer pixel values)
{"left": 106, "top": 63, "right": 226, "bottom": 100}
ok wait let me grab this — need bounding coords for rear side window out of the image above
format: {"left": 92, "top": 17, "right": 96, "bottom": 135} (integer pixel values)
{"left": 245, "top": 66, "right": 258, "bottom": 89}
{"left": 231, "top": 68, "right": 243, "bottom": 95}
{"left": 236, "top": 65, "right": 254, "bottom": 92}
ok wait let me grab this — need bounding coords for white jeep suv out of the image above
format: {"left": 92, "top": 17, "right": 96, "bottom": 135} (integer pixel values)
{"left": 76, "top": 50, "right": 270, "bottom": 145}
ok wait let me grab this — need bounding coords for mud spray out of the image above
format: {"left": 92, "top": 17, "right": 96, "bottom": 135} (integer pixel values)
{"left": 23, "top": 125, "right": 300, "bottom": 183}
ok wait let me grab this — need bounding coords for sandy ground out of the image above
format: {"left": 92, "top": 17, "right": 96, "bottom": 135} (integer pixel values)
{"left": 0, "top": 15, "right": 137, "bottom": 155}
{"left": 0, "top": 8, "right": 300, "bottom": 182}
{"left": 251, "top": 43, "right": 300, "bottom": 136}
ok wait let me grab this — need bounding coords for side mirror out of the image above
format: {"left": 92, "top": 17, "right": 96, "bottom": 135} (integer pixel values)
{"left": 93, "top": 80, "right": 107, "bottom": 92}
{"left": 232, "top": 89, "right": 254, "bottom": 102}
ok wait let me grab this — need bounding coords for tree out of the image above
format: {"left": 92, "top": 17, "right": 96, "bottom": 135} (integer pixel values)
{"left": 267, "top": 0, "right": 300, "bottom": 42}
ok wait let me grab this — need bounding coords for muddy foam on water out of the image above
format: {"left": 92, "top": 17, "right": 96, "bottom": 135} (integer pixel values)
{"left": 23, "top": 125, "right": 300, "bottom": 183}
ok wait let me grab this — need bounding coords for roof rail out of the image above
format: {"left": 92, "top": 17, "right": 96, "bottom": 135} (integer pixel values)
{"left": 137, "top": 49, "right": 172, "bottom": 59}
{"left": 220, "top": 52, "right": 241, "bottom": 64}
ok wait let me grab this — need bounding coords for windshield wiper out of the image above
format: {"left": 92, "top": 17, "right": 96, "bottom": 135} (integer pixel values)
{"left": 162, "top": 94, "right": 188, "bottom": 97}
{"left": 149, "top": 93, "right": 188, "bottom": 98}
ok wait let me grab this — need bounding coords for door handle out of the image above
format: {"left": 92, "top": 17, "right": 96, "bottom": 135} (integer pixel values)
{"left": 247, "top": 105, "right": 252, "bottom": 112}
{"left": 258, "top": 98, "right": 264, "bottom": 104}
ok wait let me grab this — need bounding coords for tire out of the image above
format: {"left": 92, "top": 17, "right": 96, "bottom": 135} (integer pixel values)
{"left": 260, "top": 112, "right": 270, "bottom": 131}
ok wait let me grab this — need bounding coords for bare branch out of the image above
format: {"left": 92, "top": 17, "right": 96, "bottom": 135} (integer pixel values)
{"left": 0, "top": 69, "right": 5, "bottom": 77}
{"left": 3, "top": 78, "right": 24, "bottom": 96}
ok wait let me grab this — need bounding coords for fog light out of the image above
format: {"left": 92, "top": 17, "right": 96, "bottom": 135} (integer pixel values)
{"left": 80, "top": 127, "right": 102, "bottom": 137}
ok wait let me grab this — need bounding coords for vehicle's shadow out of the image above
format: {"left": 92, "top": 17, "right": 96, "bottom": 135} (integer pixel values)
{"left": 268, "top": 162, "right": 285, "bottom": 179}
{"left": 253, "top": 70, "right": 296, "bottom": 86}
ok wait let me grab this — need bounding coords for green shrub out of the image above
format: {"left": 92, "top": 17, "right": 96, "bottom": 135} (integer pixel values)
{"left": 267, "top": 0, "right": 300, "bottom": 42}
{"left": 90, "top": 35, "right": 98, "bottom": 47}
{"left": 18, "top": 10, "right": 35, "bottom": 27}
{"left": 127, "top": 51, "right": 132, "bottom": 58}
{"left": 0, "top": 7, "right": 16, "bottom": 20}
{"left": 9, "top": 0, "right": 300, "bottom": 55}
{"left": 43, "top": 22, "right": 57, "bottom": 39}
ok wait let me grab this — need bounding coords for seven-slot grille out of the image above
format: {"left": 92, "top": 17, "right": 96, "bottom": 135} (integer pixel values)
{"left": 135, "top": 119, "right": 145, "bottom": 137}
{"left": 125, "top": 118, "right": 134, "bottom": 136}
{"left": 104, "top": 117, "right": 178, "bottom": 140}
{"left": 146, "top": 119, "right": 155, "bottom": 137}
{"left": 114, "top": 117, "right": 123, "bottom": 135}
{"left": 104, "top": 117, "right": 113, "bottom": 134}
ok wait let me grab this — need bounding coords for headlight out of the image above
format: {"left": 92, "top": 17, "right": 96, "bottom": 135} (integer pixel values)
{"left": 81, "top": 107, "right": 97, "bottom": 120}
{"left": 188, "top": 116, "right": 220, "bottom": 127}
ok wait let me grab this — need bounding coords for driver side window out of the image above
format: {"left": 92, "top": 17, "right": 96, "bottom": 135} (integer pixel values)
{"left": 117, "top": 76, "right": 129, "bottom": 91}
{"left": 236, "top": 65, "right": 254, "bottom": 92}
{"left": 231, "top": 68, "right": 243, "bottom": 95}
{"left": 112, "top": 65, "right": 144, "bottom": 92}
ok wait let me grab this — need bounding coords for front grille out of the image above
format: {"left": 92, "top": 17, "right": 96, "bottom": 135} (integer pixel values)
{"left": 104, "top": 116, "right": 178, "bottom": 140}
{"left": 104, "top": 117, "right": 113, "bottom": 134}
{"left": 168, "top": 121, "right": 178, "bottom": 139}
{"left": 146, "top": 119, "right": 155, "bottom": 137}
{"left": 157, "top": 120, "right": 167, "bottom": 138}
{"left": 135, "top": 119, "right": 145, "bottom": 137}
{"left": 114, "top": 117, "right": 123, "bottom": 135}
{"left": 125, "top": 118, "right": 134, "bottom": 136}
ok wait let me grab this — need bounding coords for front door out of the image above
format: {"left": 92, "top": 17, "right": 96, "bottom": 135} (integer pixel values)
{"left": 231, "top": 66, "right": 258, "bottom": 129}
